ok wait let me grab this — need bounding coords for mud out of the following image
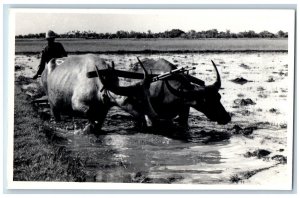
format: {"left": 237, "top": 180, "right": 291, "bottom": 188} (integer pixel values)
{"left": 231, "top": 77, "right": 251, "bottom": 85}
{"left": 234, "top": 98, "right": 256, "bottom": 106}
{"left": 14, "top": 52, "right": 290, "bottom": 185}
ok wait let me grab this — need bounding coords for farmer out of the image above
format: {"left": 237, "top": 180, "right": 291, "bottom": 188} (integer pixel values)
{"left": 32, "top": 30, "right": 67, "bottom": 79}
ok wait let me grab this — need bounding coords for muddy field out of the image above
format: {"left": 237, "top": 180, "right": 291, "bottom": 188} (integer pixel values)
{"left": 14, "top": 52, "right": 291, "bottom": 186}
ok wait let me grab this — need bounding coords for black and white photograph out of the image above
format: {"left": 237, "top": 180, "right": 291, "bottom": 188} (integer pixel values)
{"left": 7, "top": 8, "right": 295, "bottom": 190}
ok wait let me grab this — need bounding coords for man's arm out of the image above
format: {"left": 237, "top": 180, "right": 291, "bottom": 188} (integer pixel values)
{"left": 32, "top": 50, "right": 47, "bottom": 79}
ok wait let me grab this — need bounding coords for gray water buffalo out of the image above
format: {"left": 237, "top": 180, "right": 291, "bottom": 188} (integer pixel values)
{"left": 127, "top": 58, "right": 231, "bottom": 127}
{"left": 41, "top": 54, "right": 158, "bottom": 132}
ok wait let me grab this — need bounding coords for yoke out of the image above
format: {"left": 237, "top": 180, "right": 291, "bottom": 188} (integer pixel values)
{"left": 86, "top": 66, "right": 196, "bottom": 83}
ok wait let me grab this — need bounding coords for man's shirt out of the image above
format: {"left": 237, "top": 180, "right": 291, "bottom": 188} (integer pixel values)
{"left": 41, "top": 42, "right": 67, "bottom": 64}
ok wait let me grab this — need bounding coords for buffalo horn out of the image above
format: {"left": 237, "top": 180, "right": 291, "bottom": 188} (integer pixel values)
{"left": 136, "top": 57, "right": 160, "bottom": 119}
{"left": 207, "top": 60, "right": 221, "bottom": 90}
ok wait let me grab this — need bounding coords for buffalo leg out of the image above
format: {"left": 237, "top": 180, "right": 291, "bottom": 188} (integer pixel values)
{"left": 83, "top": 104, "right": 109, "bottom": 134}
{"left": 93, "top": 105, "right": 109, "bottom": 130}
{"left": 127, "top": 107, "right": 147, "bottom": 129}
{"left": 49, "top": 103, "right": 61, "bottom": 121}
{"left": 176, "top": 106, "right": 190, "bottom": 128}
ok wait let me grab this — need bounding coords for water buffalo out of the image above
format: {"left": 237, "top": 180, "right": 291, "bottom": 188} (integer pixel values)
{"left": 127, "top": 58, "right": 231, "bottom": 127}
{"left": 41, "top": 54, "right": 158, "bottom": 133}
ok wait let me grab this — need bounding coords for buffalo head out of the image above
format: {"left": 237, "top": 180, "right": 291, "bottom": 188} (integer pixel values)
{"left": 166, "top": 60, "right": 231, "bottom": 125}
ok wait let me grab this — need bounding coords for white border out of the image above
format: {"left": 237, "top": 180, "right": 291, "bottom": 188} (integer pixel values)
{"left": 5, "top": 181, "right": 294, "bottom": 190}
{"left": 5, "top": 7, "right": 296, "bottom": 191}
{"left": 7, "top": 9, "right": 16, "bottom": 191}
{"left": 1, "top": 0, "right": 299, "bottom": 4}
{"left": 286, "top": 8, "right": 295, "bottom": 193}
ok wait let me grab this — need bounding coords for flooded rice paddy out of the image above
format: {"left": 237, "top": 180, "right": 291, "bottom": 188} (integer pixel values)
{"left": 14, "top": 52, "right": 291, "bottom": 186}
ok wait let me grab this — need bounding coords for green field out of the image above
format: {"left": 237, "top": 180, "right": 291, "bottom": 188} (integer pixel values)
{"left": 15, "top": 38, "right": 288, "bottom": 54}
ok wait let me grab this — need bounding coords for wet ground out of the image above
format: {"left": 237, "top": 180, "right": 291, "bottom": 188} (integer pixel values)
{"left": 14, "top": 52, "right": 291, "bottom": 185}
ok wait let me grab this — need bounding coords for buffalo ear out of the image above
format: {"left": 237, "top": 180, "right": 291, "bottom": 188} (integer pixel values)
{"left": 165, "top": 80, "right": 205, "bottom": 99}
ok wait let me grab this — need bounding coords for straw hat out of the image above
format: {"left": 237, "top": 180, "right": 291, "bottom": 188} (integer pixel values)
{"left": 46, "top": 30, "right": 57, "bottom": 39}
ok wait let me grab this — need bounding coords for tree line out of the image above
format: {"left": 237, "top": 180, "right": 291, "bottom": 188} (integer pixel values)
{"left": 16, "top": 29, "right": 288, "bottom": 39}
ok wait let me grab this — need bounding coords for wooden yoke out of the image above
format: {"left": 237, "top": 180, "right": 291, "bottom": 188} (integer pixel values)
{"left": 86, "top": 66, "right": 196, "bottom": 83}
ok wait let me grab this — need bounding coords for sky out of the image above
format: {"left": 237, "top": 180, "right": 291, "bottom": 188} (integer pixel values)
{"left": 13, "top": 9, "right": 294, "bottom": 35}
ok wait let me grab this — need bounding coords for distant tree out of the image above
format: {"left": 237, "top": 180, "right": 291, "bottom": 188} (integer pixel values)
{"left": 259, "top": 30, "right": 275, "bottom": 38}
{"left": 217, "top": 31, "right": 226, "bottom": 38}
{"left": 231, "top": 33, "right": 238, "bottom": 38}
{"left": 165, "top": 29, "right": 185, "bottom": 38}
{"left": 237, "top": 32, "right": 244, "bottom": 38}
{"left": 205, "top": 29, "right": 218, "bottom": 38}
{"left": 277, "top": 30, "right": 285, "bottom": 38}
{"left": 187, "top": 30, "right": 196, "bottom": 39}
{"left": 104, "top": 33, "right": 110, "bottom": 39}
{"left": 246, "top": 30, "right": 258, "bottom": 38}
{"left": 237, "top": 30, "right": 259, "bottom": 38}
{"left": 276, "top": 30, "right": 288, "bottom": 38}
{"left": 38, "top": 33, "right": 45, "bottom": 38}
{"left": 116, "top": 30, "right": 129, "bottom": 38}
{"left": 74, "top": 30, "right": 80, "bottom": 38}
{"left": 225, "top": 30, "right": 232, "bottom": 38}
{"left": 147, "top": 30, "right": 154, "bottom": 38}
{"left": 195, "top": 31, "right": 207, "bottom": 38}
{"left": 15, "top": 29, "right": 288, "bottom": 39}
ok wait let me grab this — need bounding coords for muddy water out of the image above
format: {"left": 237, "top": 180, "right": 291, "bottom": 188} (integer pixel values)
{"left": 15, "top": 52, "right": 290, "bottom": 185}
{"left": 66, "top": 128, "right": 226, "bottom": 183}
